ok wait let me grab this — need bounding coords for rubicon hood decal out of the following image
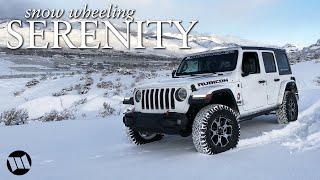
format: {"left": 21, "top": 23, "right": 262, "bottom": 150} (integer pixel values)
{"left": 197, "top": 79, "right": 228, "bottom": 87}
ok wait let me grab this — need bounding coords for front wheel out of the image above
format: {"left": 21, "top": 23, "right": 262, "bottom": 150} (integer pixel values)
{"left": 276, "top": 91, "right": 298, "bottom": 124}
{"left": 192, "top": 104, "right": 240, "bottom": 155}
{"left": 126, "top": 127, "right": 163, "bottom": 145}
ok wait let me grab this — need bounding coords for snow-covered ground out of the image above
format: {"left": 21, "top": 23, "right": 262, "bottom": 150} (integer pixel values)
{"left": 0, "top": 58, "right": 320, "bottom": 179}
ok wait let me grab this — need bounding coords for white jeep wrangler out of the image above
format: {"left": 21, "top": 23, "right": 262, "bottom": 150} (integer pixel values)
{"left": 123, "top": 46, "right": 299, "bottom": 155}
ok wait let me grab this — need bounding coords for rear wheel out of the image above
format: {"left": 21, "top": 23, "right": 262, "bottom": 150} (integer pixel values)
{"left": 126, "top": 127, "right": 163, "bottom": 145}
{"left": 192, "top": 104, "right": 240, "bottom": 155}
{"left": 276, "top": 91, "right": 298, "bottom": 124}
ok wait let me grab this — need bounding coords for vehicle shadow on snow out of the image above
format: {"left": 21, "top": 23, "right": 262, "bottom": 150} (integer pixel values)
{"left": 131, "top": 115, "right": 285, "bottom": 154}
{"left": 240, "top": 115, "right": 285, "bottom": 139}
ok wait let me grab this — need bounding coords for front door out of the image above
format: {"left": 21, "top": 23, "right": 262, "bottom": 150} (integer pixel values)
{"left": 241, "top": 51, "right": 268, "bottom": 111}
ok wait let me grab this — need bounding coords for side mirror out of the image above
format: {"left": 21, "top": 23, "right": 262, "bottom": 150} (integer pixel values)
{"left": 123, "top": 97, "right": 134, "bottom": 105}
{"left": 172, "top": 70, "right": 177, "bottom": 78}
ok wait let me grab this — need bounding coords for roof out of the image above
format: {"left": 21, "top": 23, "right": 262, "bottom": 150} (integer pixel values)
{"left": 185, "top": 46, "right": 285, "bottom": 59}
{"left": 240, "top": 46, "right": 285, "bottom": 51}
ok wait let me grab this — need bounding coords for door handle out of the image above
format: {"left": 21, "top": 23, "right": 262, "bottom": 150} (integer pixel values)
{"left": 274, "top": 78, "right": 280, "bottom": 82}
{"left": 258, "top": 80, "right": 266, "bottom": 84}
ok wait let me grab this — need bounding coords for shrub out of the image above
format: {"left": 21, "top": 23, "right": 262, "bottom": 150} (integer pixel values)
{"left": 40, "top": 75, "right": 48, "bottom": 81}
{"left": 134, "top": 73, "right": 146, "bottom": 83}
{"left": 80, "top": 76, "right": 86, "bottom": 81}
{"left": 40, "top": 109, "right": 75, "bottom": 122}
{"left": 25, "top": 79, "right": 40, "bottom": 88}
{"left": 77, "top": 86, "right": 90, "bottom": 94}
{"left": 84, "top": 77, "right": 94, "bottom": 86}
{"left": 13, "top": 89, "right": 25, "bottom": 96}
{"left": 75, "top": 76, "right": 93, "bottom": 94}
{"left": 0, "top": 108, "right": 29, "bottom": 126}
{"left": 85, "top": 69, "right": 95, "bottom": 74}
{"left": 52, "top": 86, "right": 74, "bottom": 97}
{"left": 97, "top": 81, "right": 113, "bottom": 89}
{"left": 101, "top": 70, "right": 113, "bottom": 76}
{"left": 63, "top": 86, "right": 74, "bottom": 91}
{"left": 81, "top": 113, "right": 87, "bottom": 118}
{"left": 116, "top": 68, "right": 135, "bottom": 75}
{"left": 314, "top": 76, "right": 320, "bottom": 86}
{"left": 52, "top": 89, "right": 68, "bottom": 97}
{"left": 72, "top": 98, "right": 87, "bottom": 107}
{"left": 100, "top": 102, "right": 115, "bottom": 117}
{"left": 74, "top": 84, "right": 91, "bottom": 95}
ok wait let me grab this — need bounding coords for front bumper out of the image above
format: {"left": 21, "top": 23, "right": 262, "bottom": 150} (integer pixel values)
{"left": 123, "top": 112, "right": 189, "bottom": 134}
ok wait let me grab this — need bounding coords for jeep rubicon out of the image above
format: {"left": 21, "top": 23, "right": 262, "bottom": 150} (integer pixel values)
{"left": 123, "top": 46, "right": 299, "bottom": 155}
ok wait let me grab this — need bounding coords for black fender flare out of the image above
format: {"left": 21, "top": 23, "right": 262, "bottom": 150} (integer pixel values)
{"left": 189, "top": 88, "right": 239, "bottom": 112}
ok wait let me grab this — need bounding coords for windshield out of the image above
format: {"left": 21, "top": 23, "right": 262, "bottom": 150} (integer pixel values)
{"left": 176, "top": 50, "right": 238, "bottom": 76}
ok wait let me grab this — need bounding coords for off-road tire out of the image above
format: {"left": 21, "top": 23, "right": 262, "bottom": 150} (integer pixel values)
{"left": 276, "top": 91, "right": 298, "bottom": 124}
{"left": 192, "top": 104, "right": 240, "bottom": 155}
{"left": 126, "top": 127, "right": 163, "bottom": 145}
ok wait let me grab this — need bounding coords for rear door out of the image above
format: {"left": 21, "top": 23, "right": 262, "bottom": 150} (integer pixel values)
{"left": 261, "top": 51, "right": 280, "bottom": 105}
{"left": 241, "top": 51, "right": 268, "bottom": 111}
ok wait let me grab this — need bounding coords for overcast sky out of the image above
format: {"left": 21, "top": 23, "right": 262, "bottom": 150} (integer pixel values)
{"left": 1, "top": 0, "right": 319, "bottom": 47}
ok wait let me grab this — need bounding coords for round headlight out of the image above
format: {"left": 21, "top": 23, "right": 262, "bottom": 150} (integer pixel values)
{"left": 135, "top": 90, "right": 142, "bottom": 102}
{"left": 175, "top": 88, "right": 187, "bottom": 101}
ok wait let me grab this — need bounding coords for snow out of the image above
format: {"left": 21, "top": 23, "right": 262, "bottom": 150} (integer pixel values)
{"left": 1, "top": 117, "right": 319, "bottom": 180}
{"left": 19, "top": 95, "right": 83, "bottom": 119}
{"left": 0, "top": 57, "right": 320, "bottom": 179}
{"left": 292, "top": 60, "right": 320, "bottom": 90}
{"left": 0, "top": 59, "right": 15, "bottom": 75}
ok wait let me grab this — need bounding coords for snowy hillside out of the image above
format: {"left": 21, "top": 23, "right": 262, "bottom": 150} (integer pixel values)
{"left": 286, "top": 40, "right": 320, "bottom": 63}
{"left": 0, "top": 54, "right": 320, "bottom": 179}
{"left": 300, "top": 40, "right": 320, "bottom": 59}
{"left": 283, "top": 43, "right": 299, "bottom": 53}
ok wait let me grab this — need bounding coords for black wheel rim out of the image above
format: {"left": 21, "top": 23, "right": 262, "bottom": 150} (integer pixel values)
{"left": 209, "top": 116, "right": 233, "bottom": 147}
{"left": 138, "top": 132, "right": 157, "bottom": 140}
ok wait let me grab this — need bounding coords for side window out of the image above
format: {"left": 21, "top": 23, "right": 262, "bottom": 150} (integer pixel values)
{"left": 262, "top": 52, "right": 277, "bottom": 73}
{"left": 275, "top": 51, "right": 292, "bottom": 75}
{"left": 242, "top": 52, "right": 260, "bottom": 74}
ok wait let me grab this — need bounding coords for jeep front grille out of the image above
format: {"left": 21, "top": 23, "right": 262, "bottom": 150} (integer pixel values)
{"left": 141, "top": 88, "right": 176, "bottom": 110}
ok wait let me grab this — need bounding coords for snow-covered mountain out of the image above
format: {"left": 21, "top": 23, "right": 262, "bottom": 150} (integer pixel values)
{"left": 283, "top": 43, "right": 299, "bottom": 53}
{"left": 301, "top": 39, "right": 320, "bottom": 59}
{"left": 285, "top": 40, "right": 320, "bottom": 63}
